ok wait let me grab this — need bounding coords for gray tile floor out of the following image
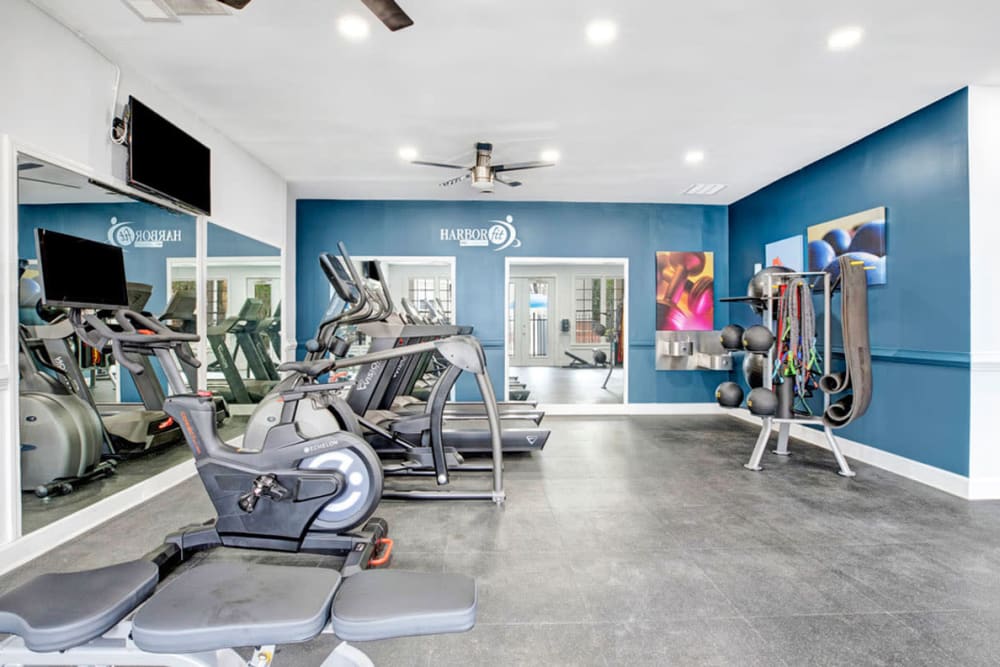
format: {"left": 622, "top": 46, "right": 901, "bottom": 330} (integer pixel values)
{"left": 510, "top": 366, "right": 624, "bottom": 404}
{"left": 6, "top": 415, "right": 1000, "bottom": 665}
{"left": 19, "top": 416, "right": 248, "bottom": 534}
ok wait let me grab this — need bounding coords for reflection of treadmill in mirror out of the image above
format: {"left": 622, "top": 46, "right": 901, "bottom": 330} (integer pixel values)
{"left": 206, "top": 299, "right": 278, "bottom": 404}
{"left": 259, "top": 302, "right": 282, "bottom": 359}
{"left": 160, "top": 290, "right": 229, "bottom": 423}
{"left": 23, "top": 281, "right": 184, "bottom": 456}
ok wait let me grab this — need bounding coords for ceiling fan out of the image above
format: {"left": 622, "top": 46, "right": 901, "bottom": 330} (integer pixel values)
{"left": 412, "top": 142, "right": 555, "bottom": 193}
{"left": 216, "top": 0, "right": 414, "bottom": 31}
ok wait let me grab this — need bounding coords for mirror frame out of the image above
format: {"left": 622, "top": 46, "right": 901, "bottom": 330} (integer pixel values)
{"left": 0, "top": 135, "right": 282, "bottom": 571}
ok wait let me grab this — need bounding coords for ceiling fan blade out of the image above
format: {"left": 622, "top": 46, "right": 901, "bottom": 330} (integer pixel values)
{"left": 494, "top": 175, "right": 522, "bottom": 187}
{"left": 18, "top": 176, "right": 81, "bottom": 189}
{"left": 216, "top": 0, "right": 253, "bottom": 9}
{"left": 413, "top": 160, "right": 469, "bottom": 170}
{"left": 360, "top": 0, "right": 414, "bottom": 31}
{"left": 492, "top": 161, "right": 556, "bottom": 173}
{"left": 440, "top": 173, "right": 471, "bottom": 187}
{"left": 18, "top": 162, "right": 43, "bottom": 171}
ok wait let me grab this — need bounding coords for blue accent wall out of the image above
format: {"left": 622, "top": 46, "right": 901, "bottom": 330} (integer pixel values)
{"left": 208, "top": 222, "right": 280, "bottom": 256}
{"left": 296, "top": 200, "right": 729, "bottom": 402}
{"left": 19, "top": 202, "right": 196, "bottom": 403}
{"left": 728, "top": 89, "right": 971, "bottom": 475}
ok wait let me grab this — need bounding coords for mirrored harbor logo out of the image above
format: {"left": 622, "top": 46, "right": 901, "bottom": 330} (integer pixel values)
{"left": 108, "top": 217, "right": 183, "bottom": 249}
{"left": 439, "top": 215, "right": 522, "bottom": 251}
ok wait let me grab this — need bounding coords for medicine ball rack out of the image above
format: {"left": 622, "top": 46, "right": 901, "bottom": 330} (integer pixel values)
{"left": 726, "top": 270, "right": 856, "bottom": 477}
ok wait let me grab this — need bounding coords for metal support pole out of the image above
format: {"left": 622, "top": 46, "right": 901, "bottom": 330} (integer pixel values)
{"left": 824, "top": 426, "right": 856, "bottom": 477}
{"left": 774, "top": 421, "right": 791, "bottom": 456}
{"left": 745, "top": 417, "right": 773, "bottom": 471}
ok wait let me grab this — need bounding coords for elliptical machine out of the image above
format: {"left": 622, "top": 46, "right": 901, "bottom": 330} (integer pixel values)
{"left": 17, "top": 264, "right": 116, "bottom": 497}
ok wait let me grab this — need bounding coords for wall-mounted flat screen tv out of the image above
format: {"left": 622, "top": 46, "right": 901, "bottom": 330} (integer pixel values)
{"left": 127, "top": 96, "right": 211, "bottom": 215}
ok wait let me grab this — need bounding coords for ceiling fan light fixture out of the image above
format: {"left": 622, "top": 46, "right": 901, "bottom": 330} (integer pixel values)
{"left": 338, "top": 14, "right": 371, "bottom": 41}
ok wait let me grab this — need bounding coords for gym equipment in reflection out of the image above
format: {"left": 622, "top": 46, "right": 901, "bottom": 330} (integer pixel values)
{"left": 206, "top": 297, "right": 281, "bottom": 403}
{"left": 20, "top": 279, "right": 185, "bottom": 455}
{"left": 716, "top": 261, "right": 873, "bottom": 476}
{"left": 17, "top": 264, "right": 117, "bottom": 497}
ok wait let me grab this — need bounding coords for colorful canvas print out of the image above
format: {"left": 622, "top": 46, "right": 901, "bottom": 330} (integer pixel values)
{"left": 656, "top": 251, "right": 714, "bottom": 331}
{"left": 807, "top": 207, "right": 886, "bottom": 285}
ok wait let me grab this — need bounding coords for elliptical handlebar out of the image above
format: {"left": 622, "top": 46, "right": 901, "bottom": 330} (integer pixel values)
{"left": 69, "top": 307, "right": 201, "bottom": 376}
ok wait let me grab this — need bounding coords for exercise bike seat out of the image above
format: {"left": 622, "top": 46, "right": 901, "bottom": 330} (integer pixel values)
{"left": 132, "top": 561, "right": 341, "bottom": 653}
{"left": 331, "top": 570, "right": 477, "bottom": 641}
{"left": 278, "top": 359, "right": 336, "bottom": 379}
{"left": 0, "top": 560, "right": 158, "bottom": 652}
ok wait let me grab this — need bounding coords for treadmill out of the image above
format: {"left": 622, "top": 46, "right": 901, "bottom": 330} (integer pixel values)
{"left": 206, "top": 299, "right": 278, "bottom": 404}
{"left": 322, "top": 253, "right": 549, "bottom": 455}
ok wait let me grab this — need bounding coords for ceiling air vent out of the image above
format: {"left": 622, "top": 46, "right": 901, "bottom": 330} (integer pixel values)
{"left": 122, "top": 0, "right": 231, "bottom": 21}
{"left": 121, "top": 0, "right": 178, "bottom": 22}
{"left": 683, "top": 184, "right": 727, "bottom": 196}
{"left": 165, "top": 0, "right": 232, "bottom": 15}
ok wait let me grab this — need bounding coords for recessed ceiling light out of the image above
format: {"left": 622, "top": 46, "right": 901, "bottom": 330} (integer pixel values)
{"left": 338, "top": 14, "right": 370, "bottom": 41}
{"left": 827, "top": 26, "right": 863, "bottom": 51}
{"left": 683, "top": 183, "right": 727, "bottom": 196}
{"left": 684, "top": 150, "right": 705, "bottom": 165}
{"left": 540, "top": 149, "right": 560, "bottom": 163}
{"left": 585, "top": 19, "right": 618, "bottom": 46}
{"left": 398, "top": 146, "right": 418, "bottom": 161}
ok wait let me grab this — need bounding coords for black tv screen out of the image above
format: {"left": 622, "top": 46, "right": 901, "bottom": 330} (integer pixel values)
{"left": 127, "top": 96, "right": 211, "bottom": 215}
{"left": 36, "top": 229, "right": 129, "bottom": 310}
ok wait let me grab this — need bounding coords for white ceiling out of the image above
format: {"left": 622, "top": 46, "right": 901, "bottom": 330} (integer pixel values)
{"left": 31, "top": 0, "right": 1000, "bottom": 204}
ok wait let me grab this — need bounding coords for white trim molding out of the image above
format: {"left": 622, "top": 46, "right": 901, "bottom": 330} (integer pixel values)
{"left": 540, "top": 402, "right": 725, "bottom": 417}
{"left": 0, "top": 460, "right": 198, "bottom": 576}
{"left": 727, "top": 410, "right": 992, "bottom": 500}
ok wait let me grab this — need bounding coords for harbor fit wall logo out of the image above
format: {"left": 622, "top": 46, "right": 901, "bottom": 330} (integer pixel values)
{"left": 439, "top": 215, "right": 522, "bottom": 251}
{"left": 107, "top": 217, "right": 183, "bottom": 249}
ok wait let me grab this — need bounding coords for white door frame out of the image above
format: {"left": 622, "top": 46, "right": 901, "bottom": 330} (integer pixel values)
{"left": 504, "top": 257, "right": 629, "bottom": 406}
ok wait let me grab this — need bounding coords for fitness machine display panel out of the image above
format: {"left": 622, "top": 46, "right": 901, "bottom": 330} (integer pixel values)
{"left": 35, "top": 228, "right": 129, "bottom": 310}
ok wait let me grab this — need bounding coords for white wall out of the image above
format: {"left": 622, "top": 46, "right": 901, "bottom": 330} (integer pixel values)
{"left": 0, "top": 0, "right": 287, "bottom": 248}
{"left": 509, "top": 263, "right": 624, "bottom": 365}
{"left": 966, "top": 86, "right": 1000, "bottom": 499}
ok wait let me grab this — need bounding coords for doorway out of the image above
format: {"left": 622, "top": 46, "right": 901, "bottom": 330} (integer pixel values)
{"left": 509, "top": 277, "right": 554, "bottom": 366}
{"left": 505, "top": 259, "right": 628, "bottom": 405}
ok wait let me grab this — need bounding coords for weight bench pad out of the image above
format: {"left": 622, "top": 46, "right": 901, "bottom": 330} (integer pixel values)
{"left": 0, "top": 559, "right": 158, "bottom": 652}
{"left": 132, "top": 562, "right": 340, "bottom": 653}
{"left": 331, "top": 570, "right": 476, "bottom": 641}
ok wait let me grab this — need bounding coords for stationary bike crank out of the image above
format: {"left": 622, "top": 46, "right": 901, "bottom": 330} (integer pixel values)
{"left": 300, "top": 437, "right": 383, "bottom": 533}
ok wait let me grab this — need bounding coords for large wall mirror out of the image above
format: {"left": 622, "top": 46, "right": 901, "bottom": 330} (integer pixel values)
{"left": 16, "top": 154, "right": 200, "bottom": 534}
{"left": 169, "top": 223, "right": 281, "bottom": 435}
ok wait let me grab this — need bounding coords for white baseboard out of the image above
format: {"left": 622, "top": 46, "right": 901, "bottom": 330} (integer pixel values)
{"left": 726, "top": 410, "right": 995, "bottom": 500}
{"left": 0, "top": 460, "right": 198, "bottom": 576}
{"left": 540, "top": 402, "right": 725, "bottom": 416}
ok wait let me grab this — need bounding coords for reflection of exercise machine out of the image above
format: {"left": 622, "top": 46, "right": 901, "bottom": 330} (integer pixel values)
{"left": 17, "top": 265, "right": 116, "bottom": 497}
{"left": 564, "top": 349, "right": 608, "bottom": 368}
{"left": 19, "top": 278, "right": 184, "bottom": 458}
{"left": 206, "top": 298, "right": 279, "bottom": 403}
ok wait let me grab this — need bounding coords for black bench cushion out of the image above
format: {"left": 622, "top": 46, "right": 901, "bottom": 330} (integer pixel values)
{"left": 0, "top": 559, "right": 158, "bottom": 652}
